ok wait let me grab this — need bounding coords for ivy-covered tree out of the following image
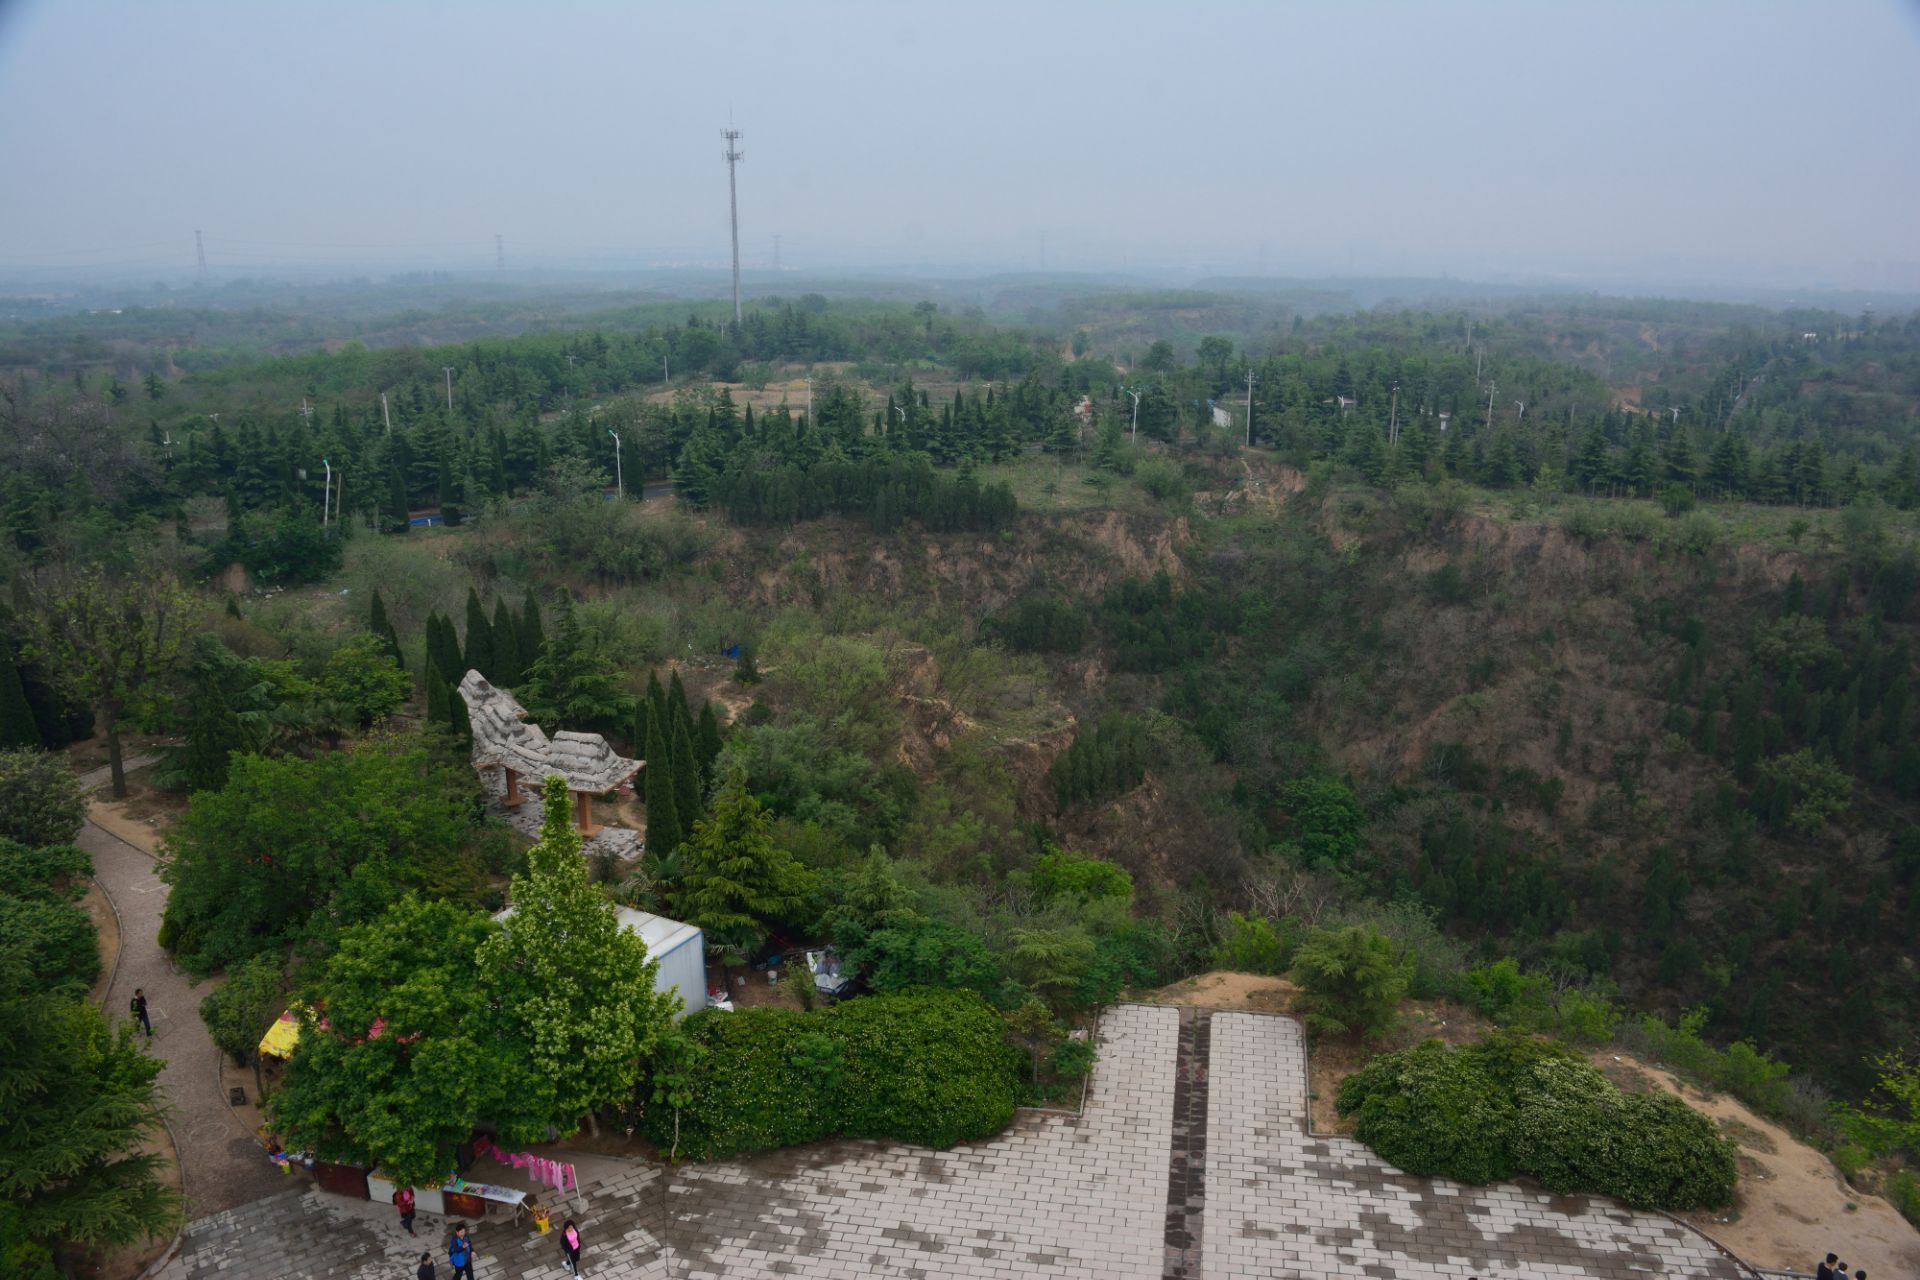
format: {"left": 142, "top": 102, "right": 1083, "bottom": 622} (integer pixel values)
{"left": 478, "top": 777, "right": 678, "bottom": 1138}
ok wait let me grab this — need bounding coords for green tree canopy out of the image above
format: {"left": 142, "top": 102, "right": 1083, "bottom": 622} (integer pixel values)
{"left": 477, "top": 776, "right": 677, "bottom": 1140}
{"left": 1289, "top": 923, "right": 1412, "bottom": 1039}
{"left": 678, "top": 762, "right": 813, "bottom": 955}
{"left": 0, "top": 953, "right": 183, "bottom": 1263}
{"left": 158, "top": 734, "right": 484, "bottom": 974}
{"left": 272, "top": 896, "right": 521, "bottom": 1185}
{"left": 519, "top": 591, "right": 631, "bottom": 732}
{"left": 321, "top": 635, "right": 413, "bottom": 728}
{"left": 0, "top": 749, "right": 88, "bottom": 848}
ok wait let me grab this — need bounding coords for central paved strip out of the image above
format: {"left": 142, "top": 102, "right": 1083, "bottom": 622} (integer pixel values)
{"left": 1162, "top": 1008, "right": 1210, "bottom": 1279}
{"left": 1203, "top": 1012, "right": 1751, "bottom": 1280}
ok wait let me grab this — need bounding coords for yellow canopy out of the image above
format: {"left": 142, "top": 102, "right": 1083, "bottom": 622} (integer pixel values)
{"left": 258, "top": 1004, "right": 305, "bottom": 1060}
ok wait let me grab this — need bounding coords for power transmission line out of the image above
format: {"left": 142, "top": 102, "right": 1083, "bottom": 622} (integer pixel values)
{"left": 722, "top": 127, "right": 744, "bottom": 324}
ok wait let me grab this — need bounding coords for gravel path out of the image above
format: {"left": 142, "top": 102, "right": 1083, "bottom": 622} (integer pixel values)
{"left": 79, "top": 757, "right": 288, "bottom": 1218}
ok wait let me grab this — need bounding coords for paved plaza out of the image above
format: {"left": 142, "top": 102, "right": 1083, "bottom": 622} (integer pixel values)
{"left": 150, "top": 1004, "right": 1755, "bottom": 1279}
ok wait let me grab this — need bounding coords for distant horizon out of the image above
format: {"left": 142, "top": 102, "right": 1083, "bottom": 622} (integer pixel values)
{"left": 3, "top": 1, "right": 1918, "bottom": 302}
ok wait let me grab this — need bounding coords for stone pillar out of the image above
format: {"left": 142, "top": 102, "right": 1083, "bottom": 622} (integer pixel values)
{"left": 503, "top": 767, "right": 524, "bottom": 808}
{"left": 572, "top": 789, "right": 598, "bottom": 836}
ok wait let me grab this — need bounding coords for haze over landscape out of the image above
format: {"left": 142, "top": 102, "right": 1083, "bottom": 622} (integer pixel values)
{"left": 3, "top": 0, "right": 1919, "bottom": 291}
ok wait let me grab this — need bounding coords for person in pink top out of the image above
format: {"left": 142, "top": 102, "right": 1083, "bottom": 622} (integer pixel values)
{"left": 560, "top": 1218, "right": 583, "bottom": 1275}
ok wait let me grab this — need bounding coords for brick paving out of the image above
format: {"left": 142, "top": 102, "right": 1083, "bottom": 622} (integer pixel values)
{"left": 1205, "top": 1011, "right": 1751, "bottom": 1279}
{"left": 150, "top": 1002, "right": 1757, "bottom": 1278}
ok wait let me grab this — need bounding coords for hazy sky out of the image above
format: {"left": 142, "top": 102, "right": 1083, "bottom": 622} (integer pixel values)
{"left": 2, "top": 0, "right": 1918, "bottom": 288}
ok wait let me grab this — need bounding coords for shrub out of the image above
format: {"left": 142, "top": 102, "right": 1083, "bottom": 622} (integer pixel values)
{"left": 1211, "top": 912, "right": 1291, "bottom": 975}
{"left": 1339, "top": 1032, "right": 1737, "bottom": 1212}
{"left": 198, "top": 955, "right": 285, "bottom": 1067}
{"left": 1289, "top": 924, "right": 1411, "bottom": 1038}
{"left": 645, "top": 989, "right": 1019, "bottom": 1160}
{"left": 1337, "top": 1040, "right": 1518, "bottom": 1183}
{"left": 0, "top": 750, "right": 88, "bottom": 849}
{"left": 1659, "top": 483, "right": 1696, "bottom": 517}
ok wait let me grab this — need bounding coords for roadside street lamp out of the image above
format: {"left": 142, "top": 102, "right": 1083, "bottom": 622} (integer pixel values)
{"left": 608, "top": 429, "right": 623, "bottom": 501}
{"left": 1120, "top": 386, "right": 1143, "bottom": 443}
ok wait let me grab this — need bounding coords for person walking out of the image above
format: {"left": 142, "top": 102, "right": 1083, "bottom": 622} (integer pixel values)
{"left": 130, "top": 988, "right": 152, "bottom": 1038}
{"left": 448, "top": 1224, "right": 474, "bottom": 1280}
{"left": 394, "top": 1185, "right": 416, "bottom": 1237}
{"left": 1817, "top": 1254, "right": 1838, "bottom": 1280}
{"left": 560, "top": 1218, "right": 583, "bottom": 1275}
{"left": 416, "top": 1251, "right": 436, "bottom": 1280}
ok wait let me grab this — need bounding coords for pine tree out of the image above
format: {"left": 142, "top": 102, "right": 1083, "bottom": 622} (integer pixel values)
{"left": 519, "top": 591, "right": 629, "bottom": 732}
{"left": 463, "top": 588, "right": 494, "bottom": 682}
{"left": 672, "top": 711, "right": 701, "bottom": 824}
{"left": 0, "top": 636, "right": 42, "bottom": 748}
{"left": 519, "top": 595, "right": 546, "bottom": 671}
{"left": 178, "top": 680, "right": 246, "bottom": 792}
{"left": 696, "top": 701, "right": 723, "bottom": 789}
{"left": 491, "top": 598, "right": 522, "bottom": 686}
{"left": 678, "top": 762, "right": 811, "bottom": 954}
{"left": 429, "top": 612, "right": 464, "bottom": 686}
{"left": 643, "top": 715, "right": 682, "bottom": 853}
{"left": 645, "top": 669, "right": 666, "bottom": 722}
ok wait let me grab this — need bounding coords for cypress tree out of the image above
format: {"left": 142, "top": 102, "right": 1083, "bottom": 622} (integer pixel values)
{"left": 464, "top": 588, "right": 495, "bottom": 681}
{"left": 491, "top": 598, "right": 522, "bottom": 685}
{"left": 447, "top": 684, "right": 473, "bottom": 748}
{"left": 644, "top": 716, "right": 682, "bottom": 853}
{"left": 426, "top": 657, "right": 449, "bottom": 723}
{"left": 645, "top": 670, "right": 666, "bottom": 723}
{"left": 179, "top": 680, "right": 245, "bottom": 793}
{"left": 369, "top": 589, "right": 403, "bottom": 666}
{"left": 519, "top": 595, "right": 546, "bottom": 671}
{"left": 385, "top": 464, "right": 411, "bottom": 534}
{"left": 0, "top": 637, "right": 41, "bottom": 749}
{"left": 631, "top": 696, "right": 651, "bottom": 761}
{"left": 668, "top": 669, "right": 693, "bottom": 739}
{"left": 430, "top": 612, "right": 464, "bottom": 685}
{"left": 696, "top": 701, "right": 722, "bottom": 788}
{"left": 671, "top": 711, "right": 701, "bottom": 823}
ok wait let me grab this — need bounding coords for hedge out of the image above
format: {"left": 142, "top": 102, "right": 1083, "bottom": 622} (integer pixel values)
{"left": 1337, "top": 1032, "right": 1736, "bottom": 1212}
{"left": 645, "top": 989, "right": 1020, "bottom": 1161}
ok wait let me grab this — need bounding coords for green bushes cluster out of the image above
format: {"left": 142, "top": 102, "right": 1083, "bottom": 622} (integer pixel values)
{"left": 643, "top": 990, "right": 1020, "bottom": 1160}
{"left": 1336, "top": 1032, "right": 1736, "bottom": 1211}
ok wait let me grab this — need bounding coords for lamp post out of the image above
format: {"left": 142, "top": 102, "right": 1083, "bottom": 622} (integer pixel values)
{"left": 1120, "top": 386, "right": 1143, "bottom": 443}
{"left": 608, "top": 429, "right": 623, "bottom": 501}
{"left": 322, "top": 458, "right": 332, "bottom": 526}
{"left": 442, "top": 367, "right": 454, "bottom": 413}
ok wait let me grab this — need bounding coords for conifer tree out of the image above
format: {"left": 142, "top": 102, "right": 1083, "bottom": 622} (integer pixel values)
{"left": 385, "top": 464, "right": 411, "bottom": 534}
{"left": 733, "top": 644, "right": 761, "bottom": 685}
{"left": 428, "top": 613, "right": 464, "bottom": 685}
{"left": 518, "top": 591, "right": 628, "bottom": 732}
{"left": 491, "top": 598, "right": 521, "bottom": 686}
{"left": 643, "top": 715, "right": 682, "bottom": 853}
{"left": 668, "top": 669, "right": 692, "bottom": 732}
{"left": 446, "top": 684, "right": 473, "bottom": 748}
{"left": 645, "top": 669, "right": 666, "bottom": 723}
{"left": 0, "top": 636, "right": 41, "bottom": 749}
{"left": 631, "top": 696, "right": 651, "bottom": 761}
{"left": 463, "top": 588, "right": 494, "bottom": 682}
{"left": 678, "top": 762, "right": 812, "bottom": 955}
{"left": 425, "top": 657, "right": 449, "bottom": 724}
{"left": 696, "top": 701, "right": 723, "bottom": 789}
{"left": 368, "top": 589, "right": 403, "bottom": 667}
{"left": 189, "top": 680, "right": 253, "bottom": 792}
{"left": 671, "top": 711, "right": 701, "bottom": 824}
{"left": 519, "top": 595, "right": 546, "bottom": 671}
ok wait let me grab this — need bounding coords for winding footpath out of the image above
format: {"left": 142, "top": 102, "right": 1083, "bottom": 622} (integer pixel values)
{"left": 79, "top": 758, "right": 286, "bottom": 1218}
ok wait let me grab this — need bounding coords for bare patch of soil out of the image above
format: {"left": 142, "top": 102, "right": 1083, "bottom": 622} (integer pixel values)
{"left": 1141, "top": 969, "right": 1296, "bottom": 1013}
{"left": 1592, "top": 1050, "right": 1920, "bottom": 1278}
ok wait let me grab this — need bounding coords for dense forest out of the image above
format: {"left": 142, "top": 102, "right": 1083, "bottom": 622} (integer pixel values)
{"left": 3, "top": 288, "right": 1919, "bottom": 1210}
